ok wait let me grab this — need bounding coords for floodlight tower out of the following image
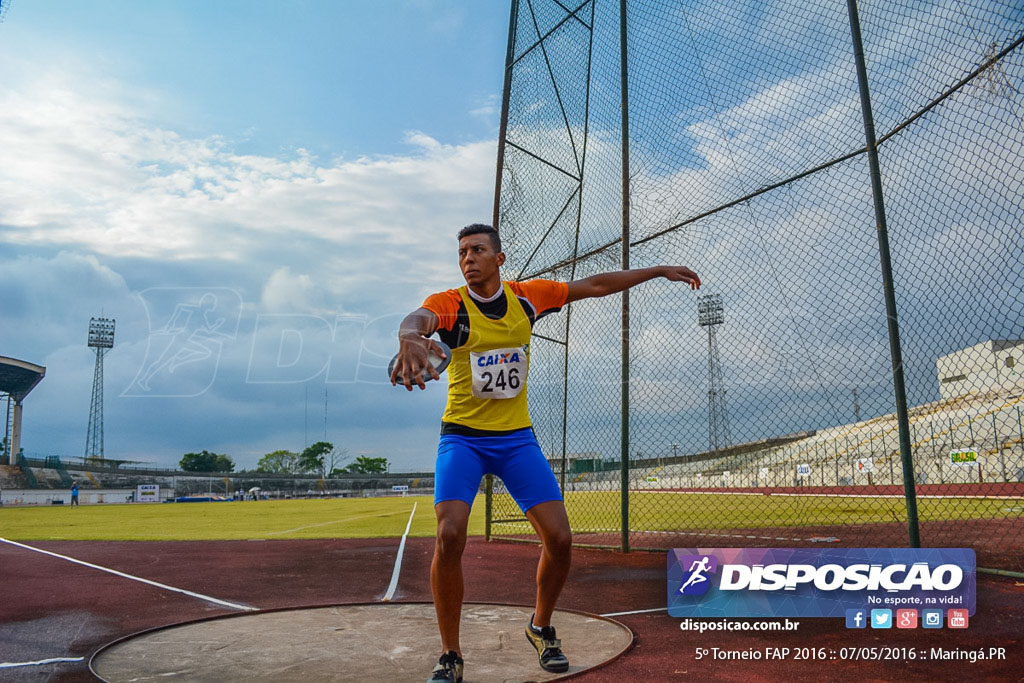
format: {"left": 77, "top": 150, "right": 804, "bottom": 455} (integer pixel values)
{"left": 85, "top": 317, "right": 115, "bottom": 460}
{"left": 697, "top": 295, "right": 731, "bottom": 454}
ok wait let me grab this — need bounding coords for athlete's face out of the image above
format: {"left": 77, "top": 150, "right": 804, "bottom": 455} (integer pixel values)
{"left": 459, "top": 234, "right": 505, "bottom": 290}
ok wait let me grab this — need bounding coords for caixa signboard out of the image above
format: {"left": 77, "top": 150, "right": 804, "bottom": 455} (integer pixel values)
{"left": 667, "top": 548, "right": 975, "bottom": 618}
{"left": 136, "top": 484, "right": 160, "bottom": 503}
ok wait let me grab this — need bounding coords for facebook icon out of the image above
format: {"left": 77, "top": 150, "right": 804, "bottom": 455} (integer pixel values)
{"left": 846, "top": 609, "right": 867, "bottom": 629}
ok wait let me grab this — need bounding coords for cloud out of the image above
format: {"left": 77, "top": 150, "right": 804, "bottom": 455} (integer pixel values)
{"left": 469, "top": 93, "right": 500, "bottom": 121}
{"left": 0, "top": 74, "right": 495, "bottom": 267}
{"left": 0, "top": 65, "right": 499, "bottom": 469}
{"left": 261, "top": 267, "right": 323, "bottom": 314}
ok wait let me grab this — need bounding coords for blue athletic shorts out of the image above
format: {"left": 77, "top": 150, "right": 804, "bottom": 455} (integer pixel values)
{"left": 434, "top": 427, "right": 563, "bottom": 513}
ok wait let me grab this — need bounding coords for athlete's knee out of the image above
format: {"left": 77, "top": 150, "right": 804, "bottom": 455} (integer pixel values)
{"left": 545, "top": 527, "right": 573, "bottom": 560}
{"left": 435, "top": 517, "right": 468, "bottom": 560}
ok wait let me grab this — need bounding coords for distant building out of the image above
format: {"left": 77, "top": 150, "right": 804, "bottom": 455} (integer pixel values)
{"left": 937, "top": 340, "right": 1024, "bottom": 400}
{"left": 545, "top": 452, "right": 604, "bottom": 474}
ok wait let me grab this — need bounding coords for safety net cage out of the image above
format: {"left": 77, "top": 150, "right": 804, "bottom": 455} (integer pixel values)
{"left": 488, "top": 0, "right": 1024, "bottom": 574}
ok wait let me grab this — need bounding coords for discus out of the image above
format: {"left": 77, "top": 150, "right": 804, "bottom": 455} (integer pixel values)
{"left": 388, "top": 339, "right": 451, "bottom": 384}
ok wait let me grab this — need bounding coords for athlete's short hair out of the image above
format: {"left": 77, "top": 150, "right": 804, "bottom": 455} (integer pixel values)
{"left": 458, "top": 223, "right": 502, "bottom": 253}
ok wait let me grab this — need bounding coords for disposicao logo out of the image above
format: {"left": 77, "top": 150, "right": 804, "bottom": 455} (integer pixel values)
{"left": 667, "top": 548, "right": 975, "bottom": 618}
{"left": 676, "top": 555, "right": 718, "bottom": 596}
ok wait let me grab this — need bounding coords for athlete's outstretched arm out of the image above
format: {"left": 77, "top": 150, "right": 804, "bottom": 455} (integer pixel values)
{"left": 566, "top": 266, "right": 700, "bottom": 303}
{"left": 392, "top": 307, "right": 445, "bottom": 391}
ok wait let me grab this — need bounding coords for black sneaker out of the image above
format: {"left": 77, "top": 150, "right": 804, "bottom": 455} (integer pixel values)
{"left": 525, "top": 616, "right": 570, "bottom": 673}
{"left": 427, "top": 650, "right": 464, "bottom": 682}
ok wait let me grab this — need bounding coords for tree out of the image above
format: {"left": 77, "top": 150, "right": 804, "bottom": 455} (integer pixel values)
{"left": 255, "top": 449, "right": 301, "bottom": 474}
{"left": 179, "top": 450, "right": 235, "bottom": 472}
{"left": 342, "top": 455, "right": 388, "bottom": 474}
{"left": 298, "top": 441, "right": 334, "bottom": 478}
{"left": 325, "top": 447, "right": 350, "bottom": 476}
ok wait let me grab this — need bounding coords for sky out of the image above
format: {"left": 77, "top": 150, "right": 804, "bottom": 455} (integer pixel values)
{"left": 0, "top": 0, "right": 513, "bottom": 471}
{"left": 495, "top": 0, "right": 1023, "bottom": 463}
{"left": 1, "top": 1, "right": 1021, "bottom": 472}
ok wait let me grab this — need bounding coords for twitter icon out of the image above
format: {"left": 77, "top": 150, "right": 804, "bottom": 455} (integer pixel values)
{"left": 870, "top": 609, "right": 892, "bottom": 629}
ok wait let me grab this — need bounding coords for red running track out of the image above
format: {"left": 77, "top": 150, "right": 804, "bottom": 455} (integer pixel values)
{"left": 0, "top": 537, "right": 1021, "bottom": 681}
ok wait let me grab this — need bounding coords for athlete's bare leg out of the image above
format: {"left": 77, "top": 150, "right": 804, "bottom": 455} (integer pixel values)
{"left": 525, "top": 500, "right": 573, "bottom": 627}
{"left": 432, "top": 500, "right": 471, "bottom": 656}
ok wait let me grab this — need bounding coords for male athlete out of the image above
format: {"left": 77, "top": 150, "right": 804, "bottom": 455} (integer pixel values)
{"left": 391, "top": 223, "right": 700, "bottom": 682}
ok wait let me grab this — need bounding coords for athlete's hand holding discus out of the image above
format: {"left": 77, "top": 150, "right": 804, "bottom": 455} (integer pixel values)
{"left": 390, "top": 310, "right": 449, "bottom": 391}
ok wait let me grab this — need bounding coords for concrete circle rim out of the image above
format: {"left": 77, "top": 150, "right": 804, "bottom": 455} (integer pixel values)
{"left": 88, "top": 601, "right": 635, "bottom": 682}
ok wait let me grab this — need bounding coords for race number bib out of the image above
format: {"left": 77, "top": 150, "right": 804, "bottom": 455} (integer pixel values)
{"left": 470, "top": 346, "right": 528, "bottom": 399}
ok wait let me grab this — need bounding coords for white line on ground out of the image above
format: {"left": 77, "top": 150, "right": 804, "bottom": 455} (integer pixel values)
{"left": 600, "top": 607, "right": 667, "bottom": 617}
{"left": 0, "top": 537, "right": 257, "bottom": 612}
{"left": 266, "top": 509, "right": 409, "bottom": 536}
{"left": 381, "top": 503, "right": 418, "bottom": 602}
{"left": 0, "top": 657, "right": 85, "bottom": 669}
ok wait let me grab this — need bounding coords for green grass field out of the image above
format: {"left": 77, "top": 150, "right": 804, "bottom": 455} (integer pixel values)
{"left": 0, "top": 491, "right": 1015, "bottom": 542}
{"left": 0, "top": 496, "right": 481, "bottom": 541}
{"left": 493, "top": 491, "right": 1018, "bottom": 535}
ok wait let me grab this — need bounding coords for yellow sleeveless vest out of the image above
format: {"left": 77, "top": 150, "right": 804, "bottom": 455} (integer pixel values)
{"left": 441, "top": 283, "right": 533, "bottom": 431}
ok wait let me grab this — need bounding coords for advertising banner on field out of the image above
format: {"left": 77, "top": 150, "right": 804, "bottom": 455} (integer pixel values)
{"left": 668, "top": 548, "right": 975, "bottom": 618}
{"left": 136, "top": 484, "right": 160, "bottom": 503}
{"left": 949, "top": 449, "right": 979, "bottom": 466}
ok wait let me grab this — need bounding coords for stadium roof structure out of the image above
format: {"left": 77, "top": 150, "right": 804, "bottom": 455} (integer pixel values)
{"left": 0, "top": 356, "right": 46, "bottom": 401}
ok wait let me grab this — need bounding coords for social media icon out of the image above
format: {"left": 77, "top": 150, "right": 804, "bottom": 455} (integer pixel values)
{"left": 948, "top": 609, "right": 969, "bottom": 629}
{"left": 846, "top": 609, "right": 866, "bottom": 629}
{"left": 896, "top": 609, "right": 917, "bottom": 629}
{"left": 922, "top": 609, "right": 943, "bottom": 628}
{"left": 870, "top": 609, "right": 892, "bottom": 629}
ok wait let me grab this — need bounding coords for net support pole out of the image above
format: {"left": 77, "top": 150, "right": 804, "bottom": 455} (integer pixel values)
{"left": 619, "top": 0, "right": 631, "bottom": 554}
{"left": 492, "top": 0, "right": 519, "bottom": 230}
{"left": 846, "top": 0, "right": 920, "bottom": 547}
{"left": 484, "top": 474, "right": 493, "bottom": 541}
{"left": 485, "top": 0, "right": 519, "bottom": 543}
{"left": 560, "top": 308, "right": 571, "bottom": 494}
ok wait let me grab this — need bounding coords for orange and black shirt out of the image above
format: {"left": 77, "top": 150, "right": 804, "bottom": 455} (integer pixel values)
{"left": 422, "top": 280, "right": 568, "bottom": 436}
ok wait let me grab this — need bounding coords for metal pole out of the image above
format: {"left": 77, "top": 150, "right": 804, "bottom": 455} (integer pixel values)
{"left": 835, "top": 439, "right": 840, "bottom": 485}
{"left": 619, "top": 0, "right": 631, "bottom": 553}
{"left": 3, "top": 395, "right": 10, "bottom": 464}
{"left": 492, "top": 0, "right": 519, "bottom": 230}
{"left": 707, "top": 328, "right": 714, "bottom": 453}
{"left": 561, "top": 310, "right": 571, "bottom": 494}
{"left": 484, "top": 474, "right": 493, "bottom": 541}
{"left": 883, "top": 430, "right": 894, "bottom": 483}
{"left": 991, "top": 412, "right": 1005, "bottom": 482}
{"left": 484, "top": 0, "right": 520, "bottom": 543}
{"left": 558, "top": 2, "right": 595, "bottom": 503}
{"left": 846, "top": 0, "right": 919, "bottom": 547}
{"left": 949, "top": 416, "right": 956, "bottom": 483}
